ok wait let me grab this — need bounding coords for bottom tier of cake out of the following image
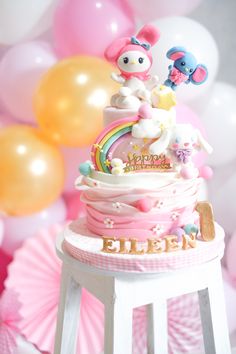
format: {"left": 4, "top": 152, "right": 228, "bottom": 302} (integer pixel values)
{"left": 63, "top": 218, "right": 225, "bottom": 273}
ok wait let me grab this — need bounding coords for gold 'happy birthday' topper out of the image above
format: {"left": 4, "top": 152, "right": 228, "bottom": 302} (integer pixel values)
{"left": 124, "top": 152, "right": 171, "bottom": 173}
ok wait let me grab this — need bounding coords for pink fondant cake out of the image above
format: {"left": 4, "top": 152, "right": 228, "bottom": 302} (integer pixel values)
{"left": 64, "top": 24, "right": 223, "bottom": 272}
{"left": 78, "top": 172, "right": 200, "bottom": 241}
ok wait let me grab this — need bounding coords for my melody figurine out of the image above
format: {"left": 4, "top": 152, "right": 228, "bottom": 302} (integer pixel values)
{"left": 164, "top": 46, "right": 208, "bottom": 91}
{"left": 105, "top": 24, "right": 160, "bottom": 109}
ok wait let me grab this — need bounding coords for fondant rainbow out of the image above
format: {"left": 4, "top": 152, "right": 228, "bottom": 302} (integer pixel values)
{"left": 91, "top": 116, "right": 139, "bottom": 173}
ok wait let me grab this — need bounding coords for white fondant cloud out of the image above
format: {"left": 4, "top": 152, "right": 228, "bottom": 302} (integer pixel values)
{"left": 132, "top": 118, "right": 162, "bottom": 139}
{"left": 132, "top": 108, "right": 176, "bottom": 139}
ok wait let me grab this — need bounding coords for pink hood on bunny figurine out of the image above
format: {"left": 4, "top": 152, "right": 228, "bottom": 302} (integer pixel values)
{"left": 105, "top": 24, "right": 160, "bottom": 80}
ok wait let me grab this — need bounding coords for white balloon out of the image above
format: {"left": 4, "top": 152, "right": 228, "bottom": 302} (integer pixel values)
{"left": 0, "top": 41, "right": 57, "bottom": 123}
{"left": 150, "top": 17, "right": 219, "bottom": 102}
{"left": 1, "top": 198, "right": 66, "bottom": 255}
{"left": 0, "top": 0, "right": 58, "bottom": 45}
{"left": 209, "top": 169, "right": 236, "bottom": 233}
{"left": 198, "top": 82, "right": 236, "bottom": 167}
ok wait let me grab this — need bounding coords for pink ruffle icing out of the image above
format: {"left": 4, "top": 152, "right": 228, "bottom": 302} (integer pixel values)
{"left": 80, "top": 177, "right": 201, "bottom": 241}
{"left": 86, "top": 205, "right": 198, "bottom": 240}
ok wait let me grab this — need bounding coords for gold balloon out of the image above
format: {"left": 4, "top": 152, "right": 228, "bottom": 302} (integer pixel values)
{"left": 0, "top": 125, "right": 65, "bottom": 216}
{"left": 34, "top": 56, "right": 118, "bottom": 147}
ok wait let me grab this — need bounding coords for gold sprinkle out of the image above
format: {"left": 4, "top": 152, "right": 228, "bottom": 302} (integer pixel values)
{"left": 104, "top": 159, "right": 111, "bottom": 167}
{"left": 132, "top": 144, "right": 140, "bottom": 151}
{"left": 93, "top": 143, "right": 102, "bottom": 150}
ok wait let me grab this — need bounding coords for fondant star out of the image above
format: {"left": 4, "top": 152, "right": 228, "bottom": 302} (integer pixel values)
{"left": 128, "top": 152, "right": 133, "bottom": 159}
{"left": 132, "top": 144, "right": 140, "bottom": 151}
{"left": 93, "top": 143, "right": 102, "bottom": 150}
{"left": 160, "top": 123, "right": 165, "bottom": 131}
{"left": 104, "top": 159, "right": 111, "bottom": 167}
{"left": 153, "top": 85, "right": 177, "bottom": 111}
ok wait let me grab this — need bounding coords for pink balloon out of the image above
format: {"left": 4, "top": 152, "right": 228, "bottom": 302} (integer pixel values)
{"left": 176, "top": 103, "right": 207, "bottom": 168}
{"left": 125, "top": 0, "right": 203, "bottom": 21}
{"left": 0, "top": 218, "right": 4, "bottom": 246}
{"left": 0, "top": 41, "right": 57, "bottom": 123}
{"left": 1, "top": 198, "right": 66, "bottom": 256}
{"left": 0, "top": 113, "right": 20, "bottom": 128}
{"left": 64, "top": 191, "right": 86, "bottom": 221}
{"left": 61, "top": 146, "right": 91, "bottom": 193}
{"left": 53, "top": 0, "right": 135, "bottom": 58}
{"left": 226, "top": 231, "right": 236, "bottom": 280}
{"left": 0, "top": 45, "right": 7, "bottom": 58}
{"left": 0, "top": 249, "right": 12, "bottom": 294}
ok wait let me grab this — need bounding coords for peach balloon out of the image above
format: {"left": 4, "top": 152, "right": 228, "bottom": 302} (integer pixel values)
{"left": 0, "top": 125, "right": 65, "bottom": 216}
{"left": 34, "top": 56, "right": 118, "bottom": 146}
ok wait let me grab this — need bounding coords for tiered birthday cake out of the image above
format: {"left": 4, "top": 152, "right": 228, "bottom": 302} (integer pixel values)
{"left": 63, "top": 24, "right": 225, "bottom": 272}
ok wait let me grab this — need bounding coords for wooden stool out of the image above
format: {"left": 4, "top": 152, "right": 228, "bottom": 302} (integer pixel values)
{"left": 54, "top": 233, "right": 231, "bottom": 354}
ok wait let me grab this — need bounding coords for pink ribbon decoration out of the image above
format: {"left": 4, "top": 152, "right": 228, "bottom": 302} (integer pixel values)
{"left": 175, "top": 149, "right": 192, "bottom": 163}
{"left": 169, "top": 67, "right": 188, "bottom": 85}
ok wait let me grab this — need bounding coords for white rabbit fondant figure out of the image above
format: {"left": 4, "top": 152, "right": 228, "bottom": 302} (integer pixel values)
{"left": 149, "top": 124, "right": 213, "bottom": 178}
{"left": 104, "top": 25, "right": 160, "bottom": 110}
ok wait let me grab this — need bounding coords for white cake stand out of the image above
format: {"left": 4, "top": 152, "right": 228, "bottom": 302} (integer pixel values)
{"left": 54, "top": 222, "right": 231, "bottom": 354}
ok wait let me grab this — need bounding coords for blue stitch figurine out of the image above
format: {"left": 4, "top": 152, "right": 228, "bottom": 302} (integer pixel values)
{"left": 164, "top": 46, "right": 208, "bottom": 91}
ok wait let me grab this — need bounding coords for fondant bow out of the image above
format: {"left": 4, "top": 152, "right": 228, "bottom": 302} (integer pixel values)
{"left": 169, "top": 67, "right": 188, "bottom": 84}
{"left": 175, "top": 149, "right": 192, "bottom": 163}
{"left": 131, "top": 36, "right": 151, "bottom": 50}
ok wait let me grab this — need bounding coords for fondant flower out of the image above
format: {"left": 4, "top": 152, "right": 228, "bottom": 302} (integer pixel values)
{"left": 84, "top": 179, "right": 99, "bottom": 188}
{"left": 104, "top": 159, "right": 111, "bottom": 167}
{"left": 171, "top": 212, "right": 180, "bottom": 221}
{"left": 112, "top": 202, "right": 122, "bottom": 212}
{"left": 104, "top": 218, "right": 114, "bottom": 229}
{"left": 0, "top": 289, "right": 22, "bottom": 354}
{"left": 156, "top": 200, "right": 164, "bottom": 209}
{"left": 152, "top": 224, "right": 164, "bottom": 236}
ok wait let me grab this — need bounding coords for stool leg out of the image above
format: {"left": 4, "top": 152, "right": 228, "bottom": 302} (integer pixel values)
{"left": 198, "top": 262, "right": 231, "bottom": 354}
{"left": 104, "top": 285, "right": 133, "bottom": 354}
{"left": 54, "top": 263, "right": 82, "bottom": 354}
{"left": 147, "top": 300, "right": 168, "bottom": 354}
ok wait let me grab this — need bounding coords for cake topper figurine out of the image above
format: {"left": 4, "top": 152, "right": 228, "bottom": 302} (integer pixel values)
{"left": 104, "top": 24, "right": 160, "bottom": 109}
{"left": 149, "top": 123, "right": 213, "bottom": 178}
{"left": 164, "top": 46, "right": 208, "bottom": 91}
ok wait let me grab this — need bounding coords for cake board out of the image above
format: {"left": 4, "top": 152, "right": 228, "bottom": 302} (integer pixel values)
{"left": 63, "top": 219, "right": 225, "bottom": 273}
